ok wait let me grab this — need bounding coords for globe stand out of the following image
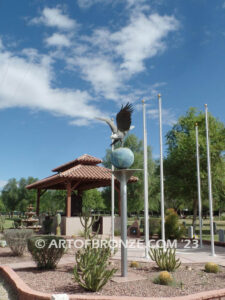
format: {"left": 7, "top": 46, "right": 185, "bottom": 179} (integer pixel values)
{"left": 112, "top": 169, "right": 141, "bottom": 277}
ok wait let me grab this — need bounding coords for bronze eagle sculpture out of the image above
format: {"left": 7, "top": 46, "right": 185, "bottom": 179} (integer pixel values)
{"left": 97, "top": 102, "right": 134, "bottom": 146}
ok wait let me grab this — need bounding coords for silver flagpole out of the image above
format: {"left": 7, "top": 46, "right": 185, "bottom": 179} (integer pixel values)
{"left": 142, "top": 99, "right": 149, "bottom": 258}
{"left": 205, "top": 104, "right": 215, "bottom": 256}
{"left": 158, "top": 94, "right": 165, "bottom": 245}
{"left": 111, "top": 143, "right": 115, "bottom": 241}
{"left": 195, "top": 123, "right": 203, "bottom": 248}
{"left": 111, "top": 118, "right": 115, "bottom": 242}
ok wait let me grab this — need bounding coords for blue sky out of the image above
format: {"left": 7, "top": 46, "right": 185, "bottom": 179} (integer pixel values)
{"left": 0, "top": 0, "right": 225, "bottom": 188}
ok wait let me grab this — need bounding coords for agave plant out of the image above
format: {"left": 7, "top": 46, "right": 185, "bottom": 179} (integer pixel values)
{"left": 149, "top": 246, "right": 181, "bottom": 272}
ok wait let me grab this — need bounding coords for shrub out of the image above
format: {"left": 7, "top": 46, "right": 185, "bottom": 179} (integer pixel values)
{"left": 74, "top": 244, "right": 117, "bottom": 291}
{"left": 0, "top": 215, "right": 5, "bottom": 232}
{"left": 13, "top": 218, "right": 22, "bottom": 229}
{"left": 130, "top": 261, "right": 139, "bottom": 268}
{"left": 205, "top": 262, "right": 219, "bottom": 273}
{"left": 154, "top": 271, "right": 173, "bottom": 285}
{"left": 165, "top": 208, "right": 185, "bottom": 240}
{"left": 149, "top": 218, "right": 160, "bottom": 237}
{"left": 28, "top": 235, "right": 66, "bottom": 269}
{"left": 149, "top": 247, "right": 181, "bottom": 271}
{"left": 4, "top": 229, "right": 33, "bottom": 256}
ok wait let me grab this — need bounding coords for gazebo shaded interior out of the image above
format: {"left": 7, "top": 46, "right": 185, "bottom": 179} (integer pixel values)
{"left": 26, "top": 154, "right": 138, "bottom": 217}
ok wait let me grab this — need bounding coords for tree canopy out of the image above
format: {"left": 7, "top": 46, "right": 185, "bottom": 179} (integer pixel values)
{"left": 82, "top": 189, "right": 105, "bottom": 211}
{"left": 0, "top": 177, "right": 66, "bottom": 215}
{"left": 164, "top": 108, "right": 225, "bottom": 226}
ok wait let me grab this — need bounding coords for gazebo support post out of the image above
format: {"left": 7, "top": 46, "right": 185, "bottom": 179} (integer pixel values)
{"left": 36, "top": 189, "right": 40, "bottom": 216}
{"left": 66, "top": 182, "right": 72, "bottom": 217}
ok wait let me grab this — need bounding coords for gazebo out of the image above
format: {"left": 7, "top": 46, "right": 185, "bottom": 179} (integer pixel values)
{"left": 26, "top": 154, "right": 137, "bottom": 235}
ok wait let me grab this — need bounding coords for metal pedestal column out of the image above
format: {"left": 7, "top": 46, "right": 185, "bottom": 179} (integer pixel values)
{"left": 113, "top": 169, "right": 141, "bottom": 277}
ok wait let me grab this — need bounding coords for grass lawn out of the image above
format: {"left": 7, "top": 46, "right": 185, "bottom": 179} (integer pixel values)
{"left": 3, "top": 219, "right": 14, "bottom": 229}
{"left": 127, "top": 217, "right": 225, "bottom": 241}
{"left": 202, "top": 234, "right": 219, "bottom": 242}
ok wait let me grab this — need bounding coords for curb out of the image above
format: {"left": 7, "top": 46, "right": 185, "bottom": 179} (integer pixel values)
{"left": 1, "top": 265, "right": 225, "bottom": 300}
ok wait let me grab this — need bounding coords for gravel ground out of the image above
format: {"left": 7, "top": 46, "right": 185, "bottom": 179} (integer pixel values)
{"left": 0, "top": 247, "right": 32, "bottom": 265}
{"left": 15, "top": 261, "right": 225, "bottom": 297}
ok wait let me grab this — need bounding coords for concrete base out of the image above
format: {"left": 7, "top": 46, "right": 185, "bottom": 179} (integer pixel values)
{"left": 111, "top": 272, "right": 146, "bottom": 283}
{"left": 60, "top": 216, "right": 121, "bottom": 236}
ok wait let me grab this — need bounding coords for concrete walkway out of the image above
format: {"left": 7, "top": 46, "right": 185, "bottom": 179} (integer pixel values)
{"left": 113, "top": 241, "right": 225, "bottom": 265}
{"left": 2, "top": 242, "right": 225, "bottom": 270}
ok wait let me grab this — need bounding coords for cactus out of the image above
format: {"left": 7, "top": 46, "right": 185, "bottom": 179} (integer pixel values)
{"left": 79, "top": 209, "right": 100, "bottom": 240}
{"left": 205, "top": 262, "right": 219, "bottom": 273}
{"left": 56, "top": 213, "right": 61, "bottom": 236}
{"left": 130, "top": 261, "right": 139, "bottom": 268}
{"left": 74, "top": 244, "right": 117, "bottom": 291}
{"left": 149, "top": 247, "right": 181, "bottom": 272}
{"left": 156, "top": 271, "right": 173, "bottom": 285}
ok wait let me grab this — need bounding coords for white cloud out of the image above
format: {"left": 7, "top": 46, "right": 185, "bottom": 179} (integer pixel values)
{"left": 77, "top": 0, "right": 106, "bottom": 8}
{"left": 21, "top": 48, "right": 39, "bottom": 61}
{"left": 0, "top": 180, "right": 7, "bottom": 190}
{"left": 111, "top": 13, "right": 178, "bottom": 74}
{"left": 0, "top": 38, "right": 3, "bottom": 50}
{"left": 77, "top": 0, "right": 148, "bottom": 10}
{"left": 0, "top": 6, "right": 179, "bottom": 127}
{"left": 147, "top": 108, "right": 176, "bottom": 126}
{"left": 67, "top": 12, "right": 178, "bottom": 101}
{"left": 30, "top": 7, "right": 76, "bottom": 30}
{"left": 74, "top": 56, "right": 122, "bottom": 100}
{"left": 69, "top": 118, "right": 92, "bottom": 126}
{"left": 0, "top": 45, "right": 104, "bottom": 125}
{"left": 45, "top": 33, "right": 71, "bottom": 47}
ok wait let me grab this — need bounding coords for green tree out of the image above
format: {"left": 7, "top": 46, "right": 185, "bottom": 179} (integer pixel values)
{"left": 1, "top": 177, "right": 37, "bottom": 214}
{"left": 40, "top": 190, "right": 66, "bottom": 215}
{"left": 82, "top": 189, "right": 105, "bottom": 211}
{"left": 2, "top": 178, "right": 19, "bottom": 214}
{"left": 102, "top": 134, "right": 159, "bottom": 214}
{"left": 1, "top": 178, "right": 67, "bottom": 215}
{"left": 0, "top": 195, "right": 6, "bottom": 213}
{"left": 17, "top": 177, "right": 37, "bottom": 212}
{"left": 164, "top": 108, "right": 225, "bottom": 229}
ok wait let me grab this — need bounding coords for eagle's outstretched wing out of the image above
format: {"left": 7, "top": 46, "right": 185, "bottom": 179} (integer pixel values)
{"left": 116, "top": 102, "right": 133, "bottom": 132}
{"left": 96, "top": 117, "right": 117, "bottom": 133}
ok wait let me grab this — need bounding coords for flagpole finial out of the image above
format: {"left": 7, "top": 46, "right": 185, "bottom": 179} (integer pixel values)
{"left": 205, "top": 104, "right": 208, "bottom": 108}
{"left": 142, "top": 99, "right": 145, "bottom": 104}
{"left": 158, "top": 93, "right": 161, "bottom": 98}
{"left": 195, "top": 122, "right": 198, "bottom": 127}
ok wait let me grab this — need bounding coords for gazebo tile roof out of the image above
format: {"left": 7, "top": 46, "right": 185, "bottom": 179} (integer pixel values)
{"left": 60, "top": 165, "right": 111, "bottom": 180}
{"left": 52, "top": 154, "right": 102, "bottom": 172}
{"left": 26, "top": 154, "right": 138, "bottom": 190}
